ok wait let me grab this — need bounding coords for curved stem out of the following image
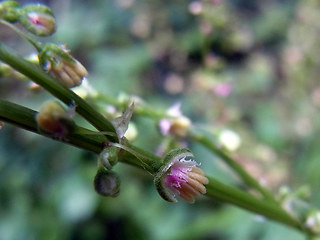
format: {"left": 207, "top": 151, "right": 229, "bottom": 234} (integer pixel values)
{"left": 96, "top": 93, "right": 169, "bottom": 120}
{"left": 206, "top": 177, "right": 307, "bottom": 233}
{"left": 0, "top": 20, "right": 42, "bottom": 52}
{"left": 190, "top": 132, "right": 278, "bottom": 203}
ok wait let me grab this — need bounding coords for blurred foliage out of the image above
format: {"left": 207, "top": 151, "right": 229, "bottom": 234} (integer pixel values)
{"left": 1, "top": 0, "right": 320, "bottom": 239}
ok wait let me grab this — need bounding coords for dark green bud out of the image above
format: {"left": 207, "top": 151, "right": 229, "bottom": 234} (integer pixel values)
{"left": 94, "top": 168, "right": 120, "bottom": 197}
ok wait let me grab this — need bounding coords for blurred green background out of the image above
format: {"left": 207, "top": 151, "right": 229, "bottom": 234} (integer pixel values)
{"left": 1, "top": 0, "right": 320, "bottom": 239}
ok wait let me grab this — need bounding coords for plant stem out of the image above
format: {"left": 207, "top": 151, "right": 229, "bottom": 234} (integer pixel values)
{"left": 96, "top": 89, "right": 277, "bottom": 202}
{"left": 0, "top": 42, "right": 117, "bottom": 142}
{"left": 190, "top": 132, "right": 278, "bottom": 203}
{"left": 96, "top": 93, "right": 168, "bottom": 120}
{"left": 206, "top": 177, "right": 307, "bottom": 233}
{"left": 0, "top": 99, "right": 161, "bottom": 173}
{"left": 0, "top": 38, "right": 312, "bottom": 236}
{"left": 0, "top": 99, "right": 312, "bottom": 235}
{"left": 0, "top": 99, "right": 106, "bottom": 153}
{"left": 0, "top": 20, "right": 42, "bottom": 52}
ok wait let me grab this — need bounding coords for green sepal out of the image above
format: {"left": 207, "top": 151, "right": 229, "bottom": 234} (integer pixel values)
{"left": 99, "top": 146, "right": 119, "bottom": 170}
{"left": 153, "top": 148, "right": 193, "bottom": 203}
{"left": 38, "top": 43, "right": 75, "bottom": 69}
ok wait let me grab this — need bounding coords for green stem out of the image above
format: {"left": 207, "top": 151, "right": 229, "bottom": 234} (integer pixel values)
{"left": 0, "top": 99, "right": 311, "bottom": 235}
{"left": 206, "top": 177, "right": 307, "bottom": 233}
{"left": 0, "top": 99, "right": 161, "bottom": 173}
{"left": 190, "top": 132, "right": 278, "bottom": 203}
{"left": 0, "top": 99, "right": 106, "bottom": 153}
{"left": 96, "top": 93, "right": 168, "bottom": 120}
{"left": 0, "top": 20, "right": 42, "bottom": 52}
{"left": 0, "top": 42, "right": 117, "bottom": 142}
{"left": 96, "top": 88, "right": 277, "bottom": 202}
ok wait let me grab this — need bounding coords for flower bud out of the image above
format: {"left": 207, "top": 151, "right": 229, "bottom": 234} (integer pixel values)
{"left": 38, "top": 44, "right": 88, "bottom": 88}
{"left": 0, "top": 1, "right": 20, "bottom": 22}
{"left": 154, "top": 148, "right": 209, "bottom": 203}
{"left": 36, "top": 100, "right": 74, "bottom": 137}
{"left": 159, "top": 103, "right": 191, "bottom": 138}
{"left": 94, "top": 168, "right": 120, "bottom": 197}
{"left": 306, "top": 210, "right": 320, "bottom": 234}
{"left": 19, "top": 4, "right": 56, "bottom": 36}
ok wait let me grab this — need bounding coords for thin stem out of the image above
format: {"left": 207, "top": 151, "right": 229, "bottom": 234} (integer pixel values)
{"left": 190, "top": 132, "right": 278, "bottom": 203}
{"left": 0, "top": 20, "right": 42, "bottom": 52}
{"left": 96, "top": 93, "right": 169, "bottom": 120}
{"left": 0, "top": 42, "right": 117, "bottom": 142}
{"left": 206, "top": 177, "right": 307, "bottom": 233}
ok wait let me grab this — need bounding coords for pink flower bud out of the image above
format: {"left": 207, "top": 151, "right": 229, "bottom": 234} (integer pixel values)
{"left": 19, "top": 4, "right": 56, "bottom": 36}
{"left": 26, "top": 11, "right": 55, "bottom": 36}
{"left": 154, "top": 148, "right": 209, "bottom": 203}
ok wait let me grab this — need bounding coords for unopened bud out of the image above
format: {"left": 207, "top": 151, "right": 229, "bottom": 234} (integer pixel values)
{"left": 38, "top": 44, "right": 88, "bottom": 88}
{"left": 36, "top": 100, "right": 74, "bottom": 136}
{"left": 94, "top": 168, "right": 120, "bottom": 197}
{"left": 19, "top": 4, "right": 56, "bottom": 36}
{"left": 159, "top": 116, "right": 191, "bottom": 138}
{"left": 154, "top": 148, "right": 209, "bottom": 203}
{"left": 0, "top": 1, "right": 20, "bottom": 22}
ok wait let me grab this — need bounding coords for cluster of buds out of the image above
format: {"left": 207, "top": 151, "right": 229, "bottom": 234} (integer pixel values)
{"left": 159, "top": 103, "right": 191, "bottom": 138}
{"left": 38, "top": 44, "right": 88, "bottom": 88}
{"left": 1, "top": 2, "right": 87, "bottom": 88}
{"left": 36, "top": 100, "right": 75, "bottom": 137}
{"left": 154, "top": 148, "right": 209, "bottom": 203}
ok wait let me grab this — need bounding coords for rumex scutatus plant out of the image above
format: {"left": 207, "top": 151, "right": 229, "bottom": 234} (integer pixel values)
{"left": 0, "top": 1, "right": 319, "bottom": 239}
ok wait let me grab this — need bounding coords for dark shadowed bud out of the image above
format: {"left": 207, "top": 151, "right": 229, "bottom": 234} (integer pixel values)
{"left": 36, "top": 100, "right": 75, "bottom": 137}
{"left": 0, "top": 1, "right": 20, "bottom": 22}
{"left": 19, "top": 4, "right": 56, "bottom": 36}
{"left": 38, "top": 44, "right": 88, "bottom": 88}
{"left": 154, "top": 148, "right": 209, "bottom": 203}
{"left": 94, "top": 168, "right": 120, "bottom": 197}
